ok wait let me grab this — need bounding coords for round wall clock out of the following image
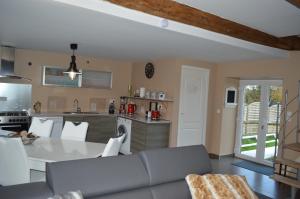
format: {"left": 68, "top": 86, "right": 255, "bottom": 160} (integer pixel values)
{"left": 145, "top": 62, "right": 154, "bottom": 79}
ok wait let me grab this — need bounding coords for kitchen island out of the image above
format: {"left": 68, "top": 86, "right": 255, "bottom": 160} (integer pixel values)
{"left": 30, "top": 112, "right": 171, "bottom": 153}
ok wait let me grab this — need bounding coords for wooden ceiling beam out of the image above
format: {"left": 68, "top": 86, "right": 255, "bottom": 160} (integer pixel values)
{"left": 107, "top": 0, "right": 300, "bottom": 50}
{"left": 287, "top": 0, "right": 300, "bottom": 8}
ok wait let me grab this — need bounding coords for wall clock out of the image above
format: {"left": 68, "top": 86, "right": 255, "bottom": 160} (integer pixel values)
{"left": 145, "top": 62, "right": 154, "bottom": 79}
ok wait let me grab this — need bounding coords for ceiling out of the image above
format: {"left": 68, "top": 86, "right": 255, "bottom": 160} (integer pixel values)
{"left": 175, "top": 0, "right": 300, "bottom": 37}
{"left": 0, "top": 0, "right": 288, "bottom": 63}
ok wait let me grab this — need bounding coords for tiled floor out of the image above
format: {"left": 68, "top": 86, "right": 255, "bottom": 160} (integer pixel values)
{"left": 211, "top": 156, "right": 299, "bottom": 199}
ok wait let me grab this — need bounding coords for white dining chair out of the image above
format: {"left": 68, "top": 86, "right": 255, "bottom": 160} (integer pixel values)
{"left": 0, "top": 137, "right": 30, "bottom": 186}
{"left": 102, "top": 134, "right": 125, "bottom": 157}
{"left": 29, "top": 117, "right": 54, "bottom": 137}
{"left": 61, "top": 121, "right": 89, "bottom": 141}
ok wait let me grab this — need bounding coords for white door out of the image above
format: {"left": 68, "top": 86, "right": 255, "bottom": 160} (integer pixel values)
{"left": 177, "top": 65, "right": 209, "bottom": 146}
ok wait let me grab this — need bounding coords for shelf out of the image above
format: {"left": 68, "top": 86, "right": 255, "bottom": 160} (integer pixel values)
{"left": 121, "top": 96, "right": 174, "bottom": 102}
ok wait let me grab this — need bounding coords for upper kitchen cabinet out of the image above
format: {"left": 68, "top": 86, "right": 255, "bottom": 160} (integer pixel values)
{"left": 42, "top": 66, "right": 80, "bottom": 87}
{"left": 81, "top": 70, "right": 112, "bottom": 89}
{"left": 42, "top": 66, "right": 112, "bottom": 89}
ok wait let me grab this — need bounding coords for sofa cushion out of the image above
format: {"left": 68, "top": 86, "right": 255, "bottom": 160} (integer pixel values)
{"left": 151, "top": 180, "right": 192, "bottom": 199}
{"left": 91, "top": 188, "right": 153, "bottom": 199}
{"left": 139, "top": 145, "right": 212, "bottom": 185}
{"left": 46, "top": 155, "right": 149, "bottom": 198}
{"left": 0, "top": 182, "right": 53, "bottom": 199}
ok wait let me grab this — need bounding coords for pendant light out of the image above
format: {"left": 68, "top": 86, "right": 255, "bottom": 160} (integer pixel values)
{"left": 64, "top": 43, "right": 82, "bottom": 80}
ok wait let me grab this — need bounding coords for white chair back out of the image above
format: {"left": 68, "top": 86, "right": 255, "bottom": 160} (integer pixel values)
{"left": 61, "top": 121, "right": 88, "bottom": 141}
{"left": 0, "top": 137, "right": 30, "bottom": 186}
{"left": 29, "top": 117, "right": 54, "bottom": 137}
{"left": 102, "top": 134, "right": 125, "bottom": 157}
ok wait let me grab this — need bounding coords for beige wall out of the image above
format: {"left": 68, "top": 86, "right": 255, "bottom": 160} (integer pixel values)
{"left": 12, "top": 49, "right": 132, "bottom": 112}
{"left": 214, "top": 51, "right": 300, "bottom": 157}
{"left": 4, "top": 48, "right": 300, "bottom": 157}
{"left": 219, "top": 78, "right": 239, "bottom": 155}
{"left": 131, "top": 59, "right": 217, "bottom": 150}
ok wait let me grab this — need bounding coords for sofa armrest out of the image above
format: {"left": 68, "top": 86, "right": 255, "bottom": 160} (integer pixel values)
{"left": 0, "top": 182, "right": 53, "bottom": 199}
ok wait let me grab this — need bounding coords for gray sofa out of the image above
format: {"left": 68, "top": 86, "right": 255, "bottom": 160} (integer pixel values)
{"left": 0, "top": 145, "right": 267, "bottom": 199}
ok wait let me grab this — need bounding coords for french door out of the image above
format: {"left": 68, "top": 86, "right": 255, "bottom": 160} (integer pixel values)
{"left": 235, "top": 80, "right": 282, "bottom": 166}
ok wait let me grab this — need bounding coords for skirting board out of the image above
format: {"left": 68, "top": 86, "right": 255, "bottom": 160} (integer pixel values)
{"left": 209, "top": 153, "right": 234, "bottom": 159}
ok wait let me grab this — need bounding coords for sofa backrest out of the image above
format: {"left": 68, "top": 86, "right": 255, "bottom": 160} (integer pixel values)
{"left": 139, "top": 145, "right": 212, "bottom": 185}
{"left": 46, "top": 154, "right": 149, "bottom": 198}
{"left": 139, "top": 145, "right": 212, "bottom": 199}
{"left": 45, "top": 145, "right": 211, "bottom": 199}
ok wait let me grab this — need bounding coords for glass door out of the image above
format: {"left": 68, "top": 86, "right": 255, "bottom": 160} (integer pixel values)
{"left": 264, "top": 86, "right": 282, "bottom": 162}
{"left": 235, "top": 80, "right": 282, "bottom": 166}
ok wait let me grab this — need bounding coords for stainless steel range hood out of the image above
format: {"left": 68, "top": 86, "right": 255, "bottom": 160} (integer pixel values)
{"left": 0, "top": 46, "right": 31, "bottom": 81}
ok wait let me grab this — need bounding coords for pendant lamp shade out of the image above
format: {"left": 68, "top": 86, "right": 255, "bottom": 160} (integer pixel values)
{"left": 64, "top": 43, "right": 82, "bottom": 80}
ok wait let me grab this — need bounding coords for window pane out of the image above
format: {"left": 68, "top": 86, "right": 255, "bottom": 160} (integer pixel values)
{"left": 81, "top": 70, "right": 112, "bottom": 89}
{"left": 241, "top": 85, "right": 261, "bottom": 158}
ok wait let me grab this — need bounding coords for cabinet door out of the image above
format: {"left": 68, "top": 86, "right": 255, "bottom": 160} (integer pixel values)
{"left": 145, "top": 124, "right": 170, "bottom": 149}
{"left": 131, "top": 121, "right": 170, "bottom": 153}
{"left": 85, "top": 116, "right": 117, "bottom": 143}
{"left": 131, "top": 121, "right": 147, "bottom": 153}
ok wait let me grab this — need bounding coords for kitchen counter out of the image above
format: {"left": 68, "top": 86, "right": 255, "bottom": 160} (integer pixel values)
{"left": 118, "top": 114, "right": 171, "bottom": 124}
{"left": 30, "top": 112, "right": 171, "bottom": 124}
{"left": 30, "top": 112, "right": 115, "bottom": 117}
{"left": 30, "top": 112, "right": 170, "bottom": 152}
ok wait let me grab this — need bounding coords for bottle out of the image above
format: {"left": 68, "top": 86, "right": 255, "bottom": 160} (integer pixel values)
{"left": 128, "top": 85, "right": 133, "bottom": 97}
{"left": 108, "top": 101, "right": 115, "bottom": 114}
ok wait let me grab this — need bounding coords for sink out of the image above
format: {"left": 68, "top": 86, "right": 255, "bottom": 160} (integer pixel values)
{"left": 63, "top": 111, "right": 100, "bottom": 115}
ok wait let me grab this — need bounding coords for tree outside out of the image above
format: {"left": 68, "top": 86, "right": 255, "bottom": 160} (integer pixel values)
{"left": 244, "top": 85, "right": 282, "bottom": 106}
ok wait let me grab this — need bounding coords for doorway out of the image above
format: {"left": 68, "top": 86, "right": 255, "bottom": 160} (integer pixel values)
{"left": 235, "top": 80, "right": 282, "bottom": 166}
{"left": 177, "top": 65, "right": 209, "bottom": 147}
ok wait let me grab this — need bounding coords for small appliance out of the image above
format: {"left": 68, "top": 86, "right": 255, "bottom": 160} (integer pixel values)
{"left": 158, "top": 91, "right": 166, "bottom": 100}
{"left": 151, "top": 110, "right": 160, "bottom": 120}
{"left": 127, "top": 103, "right": 136, "bottom": 115}
{"left": 149, "top": 101, "right": 160, "bottom": 120}
{"left": 119, "top": 97, "right": 126, "bottom": 114}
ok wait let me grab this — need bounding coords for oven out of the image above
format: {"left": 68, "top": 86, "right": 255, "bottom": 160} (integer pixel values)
{"left": 0, "top": 111, "right": 29, "bottom": 132}
{"left": 0, "top": 123, "right": 29, "bottom": 132}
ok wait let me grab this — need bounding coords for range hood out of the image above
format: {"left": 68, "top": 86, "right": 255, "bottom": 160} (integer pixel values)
{"left": 0, "top": 46, "right": 31, "bottom": 81}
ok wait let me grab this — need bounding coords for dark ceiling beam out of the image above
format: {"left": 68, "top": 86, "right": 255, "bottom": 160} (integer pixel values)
{"left": 287, "top": 0, "right": 300, "bottom": 8}
{"left": 107, "top": 0, "right": 300, "bottom": 50}
{"left": 280, "top": 36, "right": 300, "bottom": 50}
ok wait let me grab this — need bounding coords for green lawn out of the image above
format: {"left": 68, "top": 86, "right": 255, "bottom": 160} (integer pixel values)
{"left": 241, "top": 135, "right": 276, "bottom": 152}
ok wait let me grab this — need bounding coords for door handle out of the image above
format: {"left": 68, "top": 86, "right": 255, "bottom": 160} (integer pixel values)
{"left": 1, "top": 125, "right": 22, "bottom": 128}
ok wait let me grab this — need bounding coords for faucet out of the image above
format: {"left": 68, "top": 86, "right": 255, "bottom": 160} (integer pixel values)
{"left": 73, "top": 98, "right": 81, "bottom": 112}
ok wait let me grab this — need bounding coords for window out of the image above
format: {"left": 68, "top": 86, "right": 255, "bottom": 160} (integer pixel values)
{"left": 42, "top": 66, "right": 112, "bottom": 89}
{"left": 81, "top": 70, "right": 112, "bottom": 89}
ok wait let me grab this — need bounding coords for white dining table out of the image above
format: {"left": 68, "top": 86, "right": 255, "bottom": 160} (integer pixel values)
{"left": 24, "top": 137, "right": 106, "bottom": 171}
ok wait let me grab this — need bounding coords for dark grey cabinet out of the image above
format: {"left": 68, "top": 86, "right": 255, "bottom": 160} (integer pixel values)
{"left": 131, "top": 120, "right": 170, "bottom": 153}
{"left": 63, "top": 115, "right": 117, "bottom": 143}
